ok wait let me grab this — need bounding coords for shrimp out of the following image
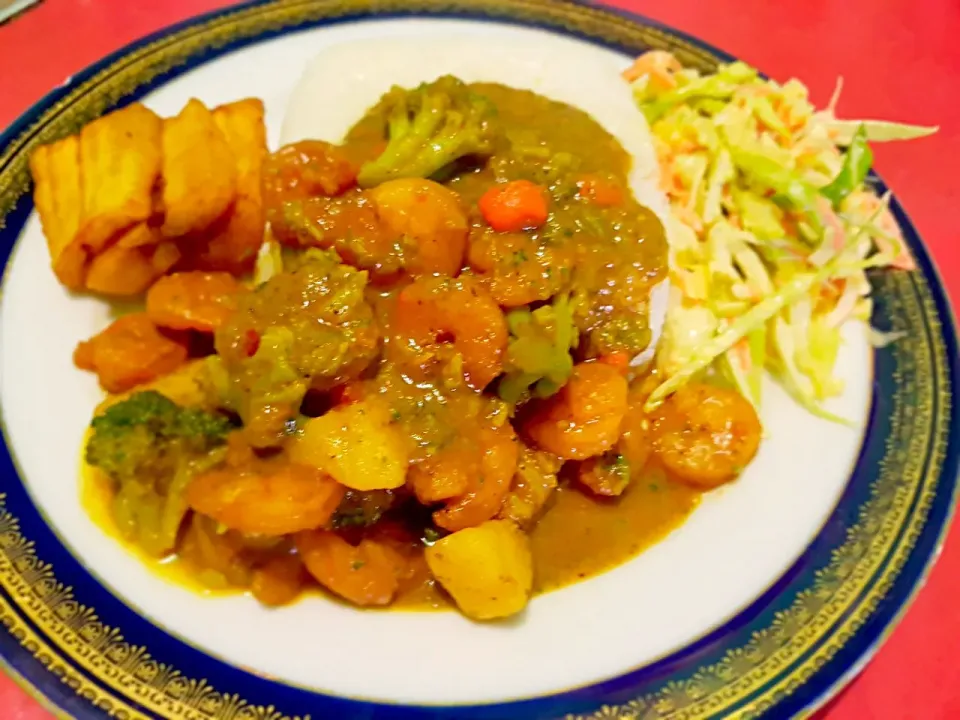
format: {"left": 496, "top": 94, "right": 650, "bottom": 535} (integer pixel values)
{"left": 577, "top": 389, "right": 651, "bottom": 497}
{"left": 296, "top": 530, "right": 404, "bottom": 606}
{"left": 263, "top": 140, "right": 357, "bottom": 207}
{"left": 390, "top": 275, "right": 507, "bottom": 390}
{"left": 498, "top": 445, "right": 563, "bottom": 528}
{"left": 74, "top": 313, "right": 188, "bottom": 393}
{"left": 179, "top": 514, "right": 257, "bottom": 588}
{"left": 409, "top": 435, "right": 478, "bottom": 504}
{"left": 622, "top": 50, "right": 682, "bottom": 88}
{"left": 649, "top": 383, "right": 761, "bottom": 488}
{"left": 433, "top": 423, "right": 519, "bottom": 533}
{"left": 251, "top": 554, "right": 306, "bottom": 607}
{"left": 146, "top": 271, "right": 242, "bottom": 333}
{"left": 272, "top": 191, "right": 403, "bottom": 280}
{"left": 466, "top": 228, "right": 571, "bottom": 307}
{"left": 369, "top": 178, "right": 468, "bottom": 278}
{"left": 187, "top": 459, "right": 345, "bottom": 536}
{"left": 524, "top": 362, "right": 628, "bottom": 460}
{"left": 578, "top": 453, "right": 631, "bottom": 497}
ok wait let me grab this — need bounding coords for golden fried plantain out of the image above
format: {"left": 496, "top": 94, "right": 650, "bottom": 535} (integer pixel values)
{"left": 29, "top": 134, "right": 87, "bottom": 289}
{"left": 76, "top": 103, "right": 162, "bottom": 253}
{"left": 115, "top": 221, "right": 160, "bottom": 249}
{"left": 160, "top": 98, "right": 237, "bottom": 238}
{"left": 85, "top": 232, "right": 181, "bottom": 296}
{"left": 182, "top": 98, "right": 267, "bottom": 273}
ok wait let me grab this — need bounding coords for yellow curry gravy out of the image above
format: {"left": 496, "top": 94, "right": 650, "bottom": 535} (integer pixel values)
{"left": 80, "top": 81, "right": 688, "bottom": 610}
{"left": 83, "top": 462, "right": 700, "bottom": 607}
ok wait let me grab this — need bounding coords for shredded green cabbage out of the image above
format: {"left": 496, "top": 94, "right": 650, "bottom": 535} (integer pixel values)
{"left": 627, "top": 52, "right": 934, "bottom": 420}
{"left": 826, "top": 119, "right": 938, "bottom": 145}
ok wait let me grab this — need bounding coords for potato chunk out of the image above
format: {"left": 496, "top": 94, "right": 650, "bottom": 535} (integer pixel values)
{"left": 77, "top": 103, "right": 162, "bottom": 253}
{"left": 29, "top": 134, "right": 86, "bottom": 288}
{"left": 160, "top": 98, "right": 237, "bottom": 237}
{"left": 290, "top": 398, "right": 408, "bottom": 491}
{"left": 425, "top": 519, "right": 533, "bottom": 620}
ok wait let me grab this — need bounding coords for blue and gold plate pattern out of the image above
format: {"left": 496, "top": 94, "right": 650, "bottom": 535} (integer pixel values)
{"left": 0, "top": 1, "right": 958, "bottom": 718}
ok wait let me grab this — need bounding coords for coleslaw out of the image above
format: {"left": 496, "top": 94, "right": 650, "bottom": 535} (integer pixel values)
{"left": 624, "top": 51, "right": 937, "bottom": 419}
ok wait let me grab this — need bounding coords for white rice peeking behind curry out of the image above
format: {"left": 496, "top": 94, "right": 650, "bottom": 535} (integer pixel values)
{"left": 280, "top": 35, "right": 671, "bottom": 364}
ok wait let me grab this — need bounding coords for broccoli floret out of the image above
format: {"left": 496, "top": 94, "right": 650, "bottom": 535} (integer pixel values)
{"left": 86, "top": 391, "right": 233, "bottom": 557}
{"left": 357, "top": 75, "right": 500, "bottom": 188}
{"left": 86, "top": 391, "right": 232, "bottom": 485}
{"left": 213, "top": 249, "right": 380, "bottom": 448}
{"left": 498, "top": 293, "right": 578, "bottom": 404}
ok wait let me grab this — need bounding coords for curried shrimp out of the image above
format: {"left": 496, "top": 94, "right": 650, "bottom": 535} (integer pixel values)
{"left": 577, "top": 387, "right": 651, "bottom": 497}
{"left": 178, "top": 514, "right": 257, "bottom": 588}
{"left": 498, "top": 445, "right": 563, "bottom": 528}
{"left": 524, "top": 362, "right": 628, "bottom": 460}
{"left": 409, "top": 435, "right": 477, "bottom": 504}
{"left": 296, "top": 530, "right": 405, "bottom": 606}
{"left": 390, "top": 275, "right": 507, "bottom": 390}
{"left": 649, "top": 383, "right": 761, "bottom": 488}
{"left": 146, "top": 271, "right": 242, "bottom": 333}
{"left": 74, "top": 313, "right": 187, "bottom": 393}
{"left": 187, "top": 459, "right": 345, "bottom": 536}
{"left": 433, "top": 423, "right": 519, "bottom": 532}
{"left": 263, "top": 140, "right": 357, "bottom": 207}
{"left": 578, "top": 452, "right": 631, "bottom": 497}
{"left": 466, "top": 228, "right": 572, "bottom": 307}
{"left": 251, "top": 554, "right": 306, "bottom": 607}
{"left": 369, "top": 178, "right": 468, "bottom": 278}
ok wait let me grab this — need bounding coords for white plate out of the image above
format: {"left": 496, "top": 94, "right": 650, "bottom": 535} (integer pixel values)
{"left": 0, "top": 19, "right": 871, "bottom": 704}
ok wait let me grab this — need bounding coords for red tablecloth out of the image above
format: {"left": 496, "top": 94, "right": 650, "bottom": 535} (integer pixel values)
{"left": 1, "top": 1, "right": 958, "bottom": 718}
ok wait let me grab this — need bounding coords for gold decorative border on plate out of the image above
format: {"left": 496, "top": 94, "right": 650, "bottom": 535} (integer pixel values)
{"left": 0, "top": 1, "right": 953, "bottom": 718}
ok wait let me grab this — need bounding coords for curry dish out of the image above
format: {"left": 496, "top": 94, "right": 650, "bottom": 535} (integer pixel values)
{"left": 50, "top": 78, "right": 761, "bottom": 620}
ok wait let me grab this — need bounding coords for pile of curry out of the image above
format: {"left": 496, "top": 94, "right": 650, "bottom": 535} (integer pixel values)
{"left": 31, "top": 77, "right": 761, "bottom": 621}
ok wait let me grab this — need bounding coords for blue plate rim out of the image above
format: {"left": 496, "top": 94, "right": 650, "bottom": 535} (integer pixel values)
{"left": 0, "top": 1, "right": 957, "bottom": 718}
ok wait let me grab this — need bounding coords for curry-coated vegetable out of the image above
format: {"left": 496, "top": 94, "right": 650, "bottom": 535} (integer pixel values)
{"left": 290, "top": 397, "right": 409, "bottom": 491}
{"left": 356, "top": 75, "right": 499, "bottom": 188}
{"left": 426, "top": 519, "right": 533, "bottom": 620}
{"left": 214, "top": 249, "right": 380, "bottom": 447}
{"left": 478, "top": 179, "right": 549, "bottom": 232}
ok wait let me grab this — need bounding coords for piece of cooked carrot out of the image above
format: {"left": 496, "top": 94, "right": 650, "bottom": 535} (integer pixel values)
{"left": 478, "top": 180, "right": 549, "bottom": 233}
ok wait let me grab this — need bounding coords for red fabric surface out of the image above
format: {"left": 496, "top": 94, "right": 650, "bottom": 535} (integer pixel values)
{"left": 1, "top": 0, "right": 958, "bottom": 717}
